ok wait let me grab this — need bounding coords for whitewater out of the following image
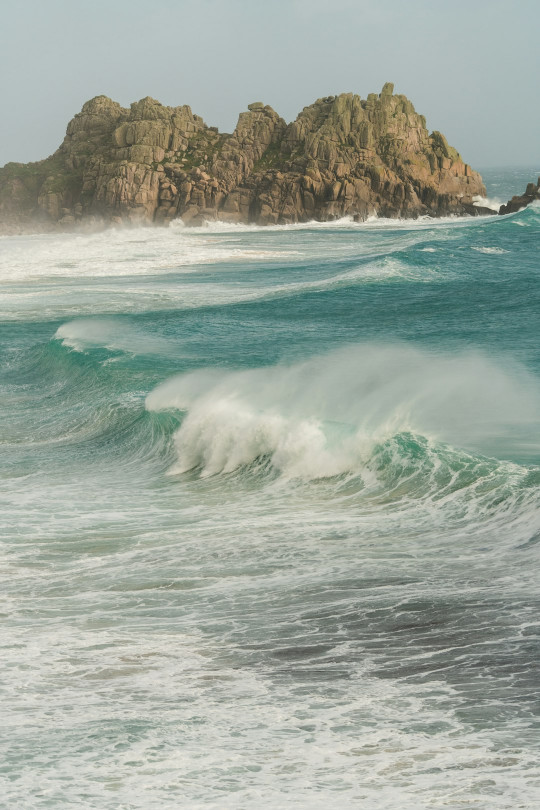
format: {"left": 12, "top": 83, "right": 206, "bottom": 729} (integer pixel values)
{"left": 1, "top": 168, "right": 539, "bottom": 809}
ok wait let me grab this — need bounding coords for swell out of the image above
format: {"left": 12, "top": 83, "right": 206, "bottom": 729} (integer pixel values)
{"left": 0, "top": 337, "right": 179, "bottom": 476}
{"left": 6, "top": 334, "right": 539, "bottom": 522}
{"left": 145, "top": 343, "right": 540, "bottom": 533}
{"left": 1, "top": 205, "right": 536, "bottom": 325}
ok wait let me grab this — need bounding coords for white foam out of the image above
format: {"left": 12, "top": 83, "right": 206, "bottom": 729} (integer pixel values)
{"left": 0, "top": 226, "right": 300, "bottom": 282}
{"left": 173, "top": 210, "right": 496, "bottom": 235}
{"left": 147, "top": 343, "right": 540, "bottom": 479}
{"left": 2, "top": 616, "right": 537, "bottom": 810}
{"left": 0, "top": 242, "right": 440, "bottom": 323}
{"left": 0, "top": 211, "right": 513, "bottom": 324}
{"left": 171, "top": 215, "right": 364, "bottom": 234}
{"left": 472, "top": 194, "right": 503, "bottom": 212}
{"left": 472, "top": 246, "right": 509, "bottom": 255}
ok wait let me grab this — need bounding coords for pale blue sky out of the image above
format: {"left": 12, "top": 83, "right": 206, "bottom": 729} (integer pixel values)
{"left": 1, "top": 0, "right": 539, "bottom": 168}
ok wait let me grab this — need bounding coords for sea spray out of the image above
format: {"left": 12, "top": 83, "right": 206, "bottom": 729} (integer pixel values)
{"left": 147, "top": 343, "right": 540, "bottom": 477}
{"left": 55, "top": 317, "right": 176, "bottom": 356}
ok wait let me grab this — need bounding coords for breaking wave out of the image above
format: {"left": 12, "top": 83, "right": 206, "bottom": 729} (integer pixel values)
{"left": 472, "top": 194, "right": 503, "bottom": 212}
{"left": 146, "top": 343, "right": 540, "bottom": 485}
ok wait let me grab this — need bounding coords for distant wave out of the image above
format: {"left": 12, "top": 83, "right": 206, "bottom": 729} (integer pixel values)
{"left": 55, "top": 318, "right": 176, "bottom": 355}
{"left": 172, "top": 210, "right": 504, "bottom": 235}
{"left": 0, "top": 205, "right": 529, "bottom": 325}
{"left": 0, "top": 226, "right": 301, "bottom": 283}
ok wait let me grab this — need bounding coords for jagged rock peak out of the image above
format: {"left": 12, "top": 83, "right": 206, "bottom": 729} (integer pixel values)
{"left": 0, "top": 85, "right": 491, "bottom": 233}
{"left": 129, "top": 97, "right": 186, "bottom": 121}
{"left": 80, "top": 95, "right": 124, "bottom": 115}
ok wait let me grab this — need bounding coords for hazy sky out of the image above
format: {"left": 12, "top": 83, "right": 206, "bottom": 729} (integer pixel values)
{"left": 1, "top": 0, "right": 539, "bottom": 169}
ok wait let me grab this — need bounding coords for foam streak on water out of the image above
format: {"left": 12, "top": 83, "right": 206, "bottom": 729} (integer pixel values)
{"left": 1, "top": 169, "right": 540, "bottom": 808}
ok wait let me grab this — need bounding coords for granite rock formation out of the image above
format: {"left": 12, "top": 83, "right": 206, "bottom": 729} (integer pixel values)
{"left": 499, "top": 178, "right": 540, "bottom": 215}
{"left": 0, "top": 84, "right": 488, "bottom": 232}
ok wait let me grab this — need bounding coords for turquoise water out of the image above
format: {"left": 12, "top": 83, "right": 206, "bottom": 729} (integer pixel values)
{"left": 1, "top": 169, "right": 540, "bottom": 809}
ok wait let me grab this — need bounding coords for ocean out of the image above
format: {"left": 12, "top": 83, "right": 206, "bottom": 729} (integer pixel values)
{"left": 1, "top": 167, "right": 539, "bottom": 809}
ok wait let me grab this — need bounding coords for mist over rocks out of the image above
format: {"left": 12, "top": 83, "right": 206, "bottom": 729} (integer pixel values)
{"left": 0, "top": 83, "right": 490, "bottom": 232}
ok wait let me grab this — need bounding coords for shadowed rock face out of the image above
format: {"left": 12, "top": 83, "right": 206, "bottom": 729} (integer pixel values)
{"left": 0, "top": 84, "right": 489, "bottom": 232}
{"left": 499, "top": 178, "right": 540, "bottom": 215}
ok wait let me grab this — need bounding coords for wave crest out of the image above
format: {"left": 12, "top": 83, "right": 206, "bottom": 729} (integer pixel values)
{"left": 146, "top": 344, "right": 540, "bottom": 481}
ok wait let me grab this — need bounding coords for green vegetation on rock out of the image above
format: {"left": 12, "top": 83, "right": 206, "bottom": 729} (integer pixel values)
{"left": 0, "top": 83, "right": 487, "bottom": 232}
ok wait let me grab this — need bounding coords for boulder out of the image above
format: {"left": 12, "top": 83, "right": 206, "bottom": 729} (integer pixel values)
{"left": 499, "top": 178, "right": 540, "bottom": 215}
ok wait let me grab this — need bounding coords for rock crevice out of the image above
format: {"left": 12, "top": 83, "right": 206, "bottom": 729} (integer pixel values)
{"left": 0, "top": 85, "right": 490, "bottom": 231}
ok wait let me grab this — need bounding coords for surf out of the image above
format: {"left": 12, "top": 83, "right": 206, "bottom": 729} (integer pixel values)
{"left": 147, "top": 343, "right": 540, "bottom": 482}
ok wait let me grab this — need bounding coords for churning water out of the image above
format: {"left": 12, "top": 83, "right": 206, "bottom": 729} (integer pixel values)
{"left": 1, "top": 168, "right": 539, "bottom": 808}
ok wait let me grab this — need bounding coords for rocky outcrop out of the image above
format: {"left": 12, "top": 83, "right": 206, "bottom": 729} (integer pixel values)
{"left": 0, "top": 84, "right": 489, "bottom": 232}
{"left": 499, "top": 178, "right": 540, "bottom": 215}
